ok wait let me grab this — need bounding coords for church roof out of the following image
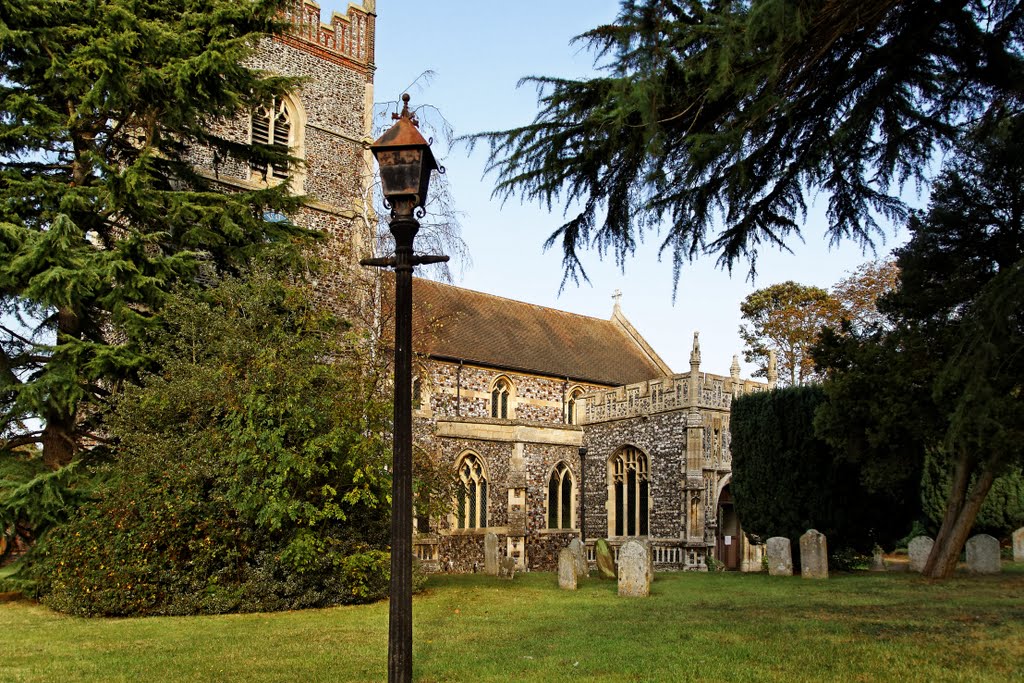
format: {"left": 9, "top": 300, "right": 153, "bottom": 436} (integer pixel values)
{"left": 412, "top": 278, "right": 671, "bottom": 386}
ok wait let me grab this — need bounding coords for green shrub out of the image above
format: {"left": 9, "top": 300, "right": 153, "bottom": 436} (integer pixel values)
{"left": 28, "top": 271, "right": 395, "bottom": 616}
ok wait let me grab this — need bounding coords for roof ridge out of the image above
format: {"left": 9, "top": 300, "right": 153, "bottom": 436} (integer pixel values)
{"left": 415, "top": 277, "right": 613, "bottom": 324}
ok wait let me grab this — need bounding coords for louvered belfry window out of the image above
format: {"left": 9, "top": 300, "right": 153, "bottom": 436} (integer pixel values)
{"left": 251, "top": 97, "right": 292, "bottom": 180}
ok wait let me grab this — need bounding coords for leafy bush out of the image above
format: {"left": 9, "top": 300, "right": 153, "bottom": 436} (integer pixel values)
{"left": 29, "top": 270, "right": 396, "bottom": 616}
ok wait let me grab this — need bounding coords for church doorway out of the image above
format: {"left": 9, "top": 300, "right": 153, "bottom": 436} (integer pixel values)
{"left": 716, "top": 485, "right": 740, "bottom": 570}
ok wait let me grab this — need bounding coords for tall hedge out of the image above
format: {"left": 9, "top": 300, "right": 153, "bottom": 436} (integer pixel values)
{"left": 731, "top": 386, "right": 914, "bottom": 553}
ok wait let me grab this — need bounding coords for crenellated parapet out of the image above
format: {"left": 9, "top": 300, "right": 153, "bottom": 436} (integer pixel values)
{"left": 579, "top": 372, "right": 766, "bottom": 424}
{"left": 279, "top": 1, "right": 376, "bottom": 70}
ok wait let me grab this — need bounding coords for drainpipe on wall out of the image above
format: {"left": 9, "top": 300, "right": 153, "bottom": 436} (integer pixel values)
{"left": 456, "top": 360, "right": 463, "bottom": 417}
{"left": 562, "top": 377, "right": 568, "bottom": 422}
{"left": 578, "top": 446, "right": 588, "bottom": 543}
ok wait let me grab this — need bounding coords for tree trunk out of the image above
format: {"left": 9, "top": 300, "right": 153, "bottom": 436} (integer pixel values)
{"left": 41, "top": 306, "right": 81, "bottom": 470}
{"left": 41, "top": 418, "right": 76, "bottom": 470}
{"left": 922, "top": 453, "right": 997, "bottom": 579}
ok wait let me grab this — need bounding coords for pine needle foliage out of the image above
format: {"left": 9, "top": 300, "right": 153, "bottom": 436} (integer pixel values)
{"left": 0, "top": 0, "right": 310, "bottom": 470}
{"left": 468, "top": 0, "right": 1024, "bottom": 288}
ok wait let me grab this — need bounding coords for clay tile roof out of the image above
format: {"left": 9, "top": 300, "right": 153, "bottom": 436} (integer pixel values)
{"left": 412, "top": 278, "right": 669, "bottom": 386}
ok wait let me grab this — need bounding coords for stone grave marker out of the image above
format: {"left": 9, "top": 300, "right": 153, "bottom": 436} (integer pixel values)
{"left": 966, "top": 534, "right": 1000, "bottom": 574}
{"left": 568, "top": 538, "right": 588, "bottom": 578}
{"left": 595, "top": 538, "right": 616, "bottom": 579}
{"left": 645, "top": 540, "right": 654, "bottom": 585}
{"left": 870, "top": 547, "right": 886, "bottom": 572}
{"left": 484, "top": 532, "right": 498, "bottom": 576}
{"left": 1013, "top": 527, "right": 1024, "bottom": 563}
{"left": 617, "top": 539, "right": 650, "bottom": 597}
{"left": 800, "top": 529, "right": 828, "bottom": 579}
{"left": 497, "top": 555, "right": 516, "bottom": 580}
{"left": 558, "top": 548, "right": 577, "bottom": 590}
{"left": 908, "top": 536, "right": 933, "bottom": 573}
{"left": 766, "top": 537, "right": 793, "bottom": 577}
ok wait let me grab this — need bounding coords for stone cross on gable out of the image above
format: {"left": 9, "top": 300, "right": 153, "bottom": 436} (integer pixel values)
{"left": 612, "top": 289, "right": 622, "bottom": 312}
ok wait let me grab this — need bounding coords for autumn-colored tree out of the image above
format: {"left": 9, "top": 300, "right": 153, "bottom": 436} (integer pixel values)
{"left": 831, "top": 260, "right": 900, "bottom": 334}
{"left": 739, "top": 282, "right": 839, "bottom": 386}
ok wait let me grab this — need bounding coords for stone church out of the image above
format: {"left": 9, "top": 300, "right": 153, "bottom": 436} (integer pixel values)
{"left": 210, "top": 0, "right": 768, "bottom": 573}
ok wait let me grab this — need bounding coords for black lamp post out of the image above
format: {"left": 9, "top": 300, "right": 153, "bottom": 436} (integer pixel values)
{"left": 362, "top": 94, "right": 447, "bottom": 683}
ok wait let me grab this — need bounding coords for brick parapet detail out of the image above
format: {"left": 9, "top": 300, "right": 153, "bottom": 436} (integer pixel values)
{"left": 277, "top": 1, "right": 376, "bottom": 74}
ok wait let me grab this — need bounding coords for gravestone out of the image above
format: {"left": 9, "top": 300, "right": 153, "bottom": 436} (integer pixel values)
{"left": 1013, "top": 527, "right": 1024, "bottom": 563}
{"left": 568, "top": 538, "right": 588, "bottom": 578}
{"left": 966, "top": 534, "right": 1000, "bottom": 574}
{"left": 800, "top": 529, "right": 828, "bottom": 579}
{"left": 497, "top": 555, "right": 516, "bottom": 580}
{"left": 870, "top": 547, "right": 887, "bottom": 572}
{"left": 766, "top": 537, "right": 793, "bottom": 577}
{"left": 595, "top": 538, "right": 616, "bottom": 579}
{"left": 484, "top": 532, "right": 498, "bottom": 576}
{"left": 617, "top": 539, "right": 650, "bottom": 597}
{"left": 908, "top": 536, "right": 934, "bottom": 573}
{"left": 558, "top": 548, "right": 577, "bottom": 590}
{"left": 645, "top": 540, "right": 654, "bottom": 585}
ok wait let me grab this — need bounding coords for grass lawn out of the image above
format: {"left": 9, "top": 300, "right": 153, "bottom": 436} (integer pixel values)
{"left": 3, "top": 565, "right": 1023, "bottom": 682}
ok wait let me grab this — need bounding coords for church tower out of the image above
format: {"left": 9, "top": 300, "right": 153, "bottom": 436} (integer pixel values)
{"left": 201, "top": 1, "right": 378, "bottom": 291}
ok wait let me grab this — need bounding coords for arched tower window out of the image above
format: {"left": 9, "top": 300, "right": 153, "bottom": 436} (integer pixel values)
{"left": 490, "top": 377, "right": 512, "bottom": 419}
{"left": 249, "top": 95, "right": 304, "bottom": 187}
{"left": 412, "top": 376, "right": 423, "bottom": 411}
{"left": 608, "top": 446, "right": 649, "bottom": 537}
{"left": 547, "top": 462, "right": 575, "bottom": 529}
{"left": 455, "top": 452, "right": 488, "bottom": 529}
{"left": 566, "top": 387, "right": 585, "bottom": 424}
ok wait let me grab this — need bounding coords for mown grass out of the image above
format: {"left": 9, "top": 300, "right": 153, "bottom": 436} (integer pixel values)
{"left": 3, "top": 565, "right": 1023, "bottom": 682}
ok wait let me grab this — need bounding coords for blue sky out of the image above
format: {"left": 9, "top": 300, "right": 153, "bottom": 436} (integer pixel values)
{"left": 323, "top": 0, "right": 913, "bottom": 377}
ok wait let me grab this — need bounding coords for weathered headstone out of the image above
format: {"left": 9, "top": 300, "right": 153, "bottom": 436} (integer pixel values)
{"left": 870, "top": 547, "right": 887, "bottom": 572}
{"left": 497, "top": 555, "right": 516, "bottom": 580}
{"left": 645, "top": 540, "right": 654, "bottom": 585}
{"left": 568, "top": 538, "right": 588, "bottom": 578}
{"left": 908, "top": 536, "right": 934, "bottom": 573}
{"left": 595, "top": 538, "right": 616, "bottom": 579}
{"left": 617, "top": 539, "right": 650, "bottom": 597}
{"left": 799, "top": 529, "right": 828, "bottom": 579}
{"left": 484, "top": 532, "right": 498, "bottom": 576}
{"left": 966, "top": 534, "right": 1001, "bottom": 574}
{"left": 766, "top": 537, "right": 793, "bottom": 577}
{"left": 558, "top": 548, "right": 578, "bottom": 590}
{"left": 1013, "top": 527, "right": 1024, "bottom": 563}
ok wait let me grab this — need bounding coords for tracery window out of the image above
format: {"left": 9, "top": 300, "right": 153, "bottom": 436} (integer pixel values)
{"left": 547, "top": 462, "right": 574, "bottom": 529}
{"left": 250, "top": 96, "right": 294, "bottom": 181}
{"left": 490, "top": 377, "right": 512, "bottom": 419}
{"left": 609, "top": 446, "right": 649, "bottom": 537}
{"left": 455, "top": 452, "right": 488, "bottom": 529}
{"left": 566, "top": 387, "right": 584, "bottom": 424}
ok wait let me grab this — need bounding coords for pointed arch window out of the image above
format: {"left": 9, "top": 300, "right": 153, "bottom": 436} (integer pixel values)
{"left": 566, "top": 387, "right": 585, "bottom": 424}
{"left": 491, "top": 377, "right": 512, "bottom": 419}
{"left": 250, "top": 96, "right": 294, "bottom": 181}
{"left": 547, "top": 462, "right": 575, "bottom": 529}
{"left": 455, "top": 453, "right": 488, "bottom": 529}
{"left": 412, "top": 376, "right": 423, "bottom": 411}
{"left": 609, "top": 447, "right": 649, "bottom": 537}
